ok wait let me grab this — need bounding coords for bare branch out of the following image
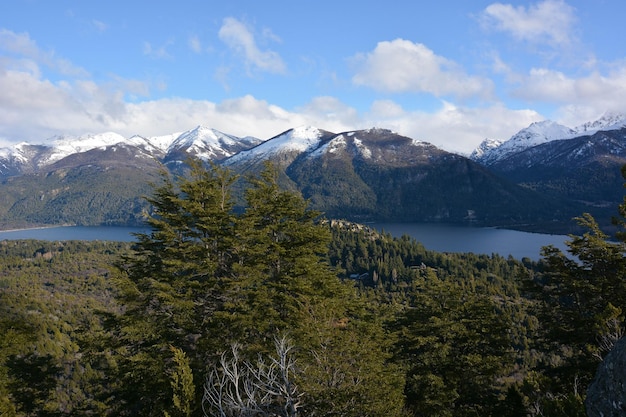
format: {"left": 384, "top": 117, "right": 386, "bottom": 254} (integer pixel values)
{"left": 203, "top": 336, "right": 303, "bottom": 417}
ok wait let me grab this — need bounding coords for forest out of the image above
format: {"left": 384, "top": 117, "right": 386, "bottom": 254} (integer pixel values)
{"left": 1, "top": 159, "right": 625, "bottom": 416}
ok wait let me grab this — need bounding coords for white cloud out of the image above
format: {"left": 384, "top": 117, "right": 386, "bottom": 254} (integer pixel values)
{"left": 362, "top": 100, "right": 542, "bottom": 154}
{"left": 0, "top": 28, "right": 550, "bottom": 155}
{"left": 509, "top": 65, "right": 626, "bottom": 126}
{"left": 513, "top": 66, "right": 626, "bottom": 106}
{"left": 0, "top": 29, "right": 88, "bottom": 77}
{"left": 143, "top": 40, "right": 173, "bottom": 60}
{"left": 0, "top": 49, "right": 542, "bottom": 154}
{"left": 480, "top": 0, "right": 577, "bottom": 47}
{"left": 218, "top": 17, "right": 286, "bottom": 75}
{"left": 188, "top": 35, "right": 202, "bottom": 54}
{"left": 351, "top": 39, "right": 494, "bottom": 99}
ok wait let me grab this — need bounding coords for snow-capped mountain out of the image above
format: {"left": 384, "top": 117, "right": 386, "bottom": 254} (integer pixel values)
{"left": 469, "top": 138, "right": 503, "bottom": 162}
{"left": 166, "top": 126, "right": 262, "bottom": 161}
{"left": 224, "top": 126, "right": 331, "bottom": 167}
{"left": 471, "top": 121, "right": 576, "bottom": 165}
{"left": 0, "top": 126, "right": 263, "bottom": 176}
{"left": 0, "top": 124, "right": 586, "bottom": 231}
{"left": 471, "top": 112, "right": 626, "bottom": 165}
{"left": 573, "top": 111, "right": 626, "bottom": 136}
{"left": 42, "top": 132, "right": 129, "bottom": 165}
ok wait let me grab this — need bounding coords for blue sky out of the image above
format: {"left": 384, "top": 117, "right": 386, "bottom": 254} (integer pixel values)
{"left": 1, "top": 0, "right": 624, "bottom": 153}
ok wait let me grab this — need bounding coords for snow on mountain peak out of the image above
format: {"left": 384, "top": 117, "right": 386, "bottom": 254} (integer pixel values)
{"left": 43, "top": 132, "right": 127, "bottom": 164}
{"left": 471, "top": 111, "right": 626, "bottom": 165}
{"left": 573, "top": 111, "right": 626, "bottom": 135}
{"left": 470, "top": 138, "right": 503, "bottom": 160}
{"left": 225, "top": 126, "right": 324, "bottom": 164}
{"left": 472, "top": 120, "right": 575, "bottom": 164}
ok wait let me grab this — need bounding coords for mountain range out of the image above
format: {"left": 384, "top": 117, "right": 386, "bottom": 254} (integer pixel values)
{"left": 1, "top": 112, "right": 626, "bottom": 233}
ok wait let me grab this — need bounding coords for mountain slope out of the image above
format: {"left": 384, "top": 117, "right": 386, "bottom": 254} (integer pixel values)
{"left": 0, "top": 127, "right": 262, "bottom": 229}
{"left": 471, "top": 121, "right": 576, "bottom": 165}
{"left": 486, "top": 127, "right": 626, "bottom": 227}
{"left": 229, "top": 128, "right": 577, "bottom": 228}
{"left": 471, "top": 112, "right": 626, "bottom": 165}
{"left": 0, "top": 122, "right": 614, "bottom": 232}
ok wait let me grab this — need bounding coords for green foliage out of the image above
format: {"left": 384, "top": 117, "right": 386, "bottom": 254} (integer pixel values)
{"left": 394, "top": 278, "right": 514, "bottom": 417}
{"left": 113, "top": 159, "right": 405, "bottom": 416}
{"left": 0, "top": 164, "right": 158, "bottom": 228}
{"left": 531, "top": 213, "right": 626, "bottom": 390}
{"left": 0, "top": 239, "right": 132, "bottom": 415}
{"left": 166, "top": 346, "right": 195, "bottom": 417}
{"left": 4, "top": 160, "right": 626, "bottom": 417}
{"left": 516, "top": 165, "right": 626, "bottom": 416}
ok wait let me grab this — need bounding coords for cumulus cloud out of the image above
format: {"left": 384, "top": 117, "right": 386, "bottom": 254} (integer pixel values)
{"left": 0, "top": 29, "right": 88, "bottom": 77}
{"left": 218, "top": 17, "right": 286, "bottom": 74}
{"left": 510, "top": 65, "right": 626, "bottom": 125}
{"left": 362, "top": 100, "right": 542, "bottom": 154}
{"left": 0, "top": 28, "right": 566, "bottom": 155}
{"left": 517, "top": 67, "right": 626, "bottom": 103}
{"left": 351, "top": 39, "right": 493, "bottom": 100}
{"left": 480, "top": 0, "right": 577, "bottom": 47}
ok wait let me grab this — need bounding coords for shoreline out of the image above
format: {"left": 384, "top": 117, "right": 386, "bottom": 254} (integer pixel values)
{"left": 0, "top": 224, "right": 74, "bottom": 233}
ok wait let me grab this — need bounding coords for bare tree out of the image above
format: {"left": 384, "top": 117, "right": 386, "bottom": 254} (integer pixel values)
{"left": 203, "top": 336, "right": 303, "bottom": 417}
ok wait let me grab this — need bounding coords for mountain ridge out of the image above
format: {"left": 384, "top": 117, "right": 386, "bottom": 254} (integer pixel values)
{"left": 1, "top": 114, "right": 625, "bottom": 233}
{"left": 471, "top": 112, "right": 626, "bottom": 165}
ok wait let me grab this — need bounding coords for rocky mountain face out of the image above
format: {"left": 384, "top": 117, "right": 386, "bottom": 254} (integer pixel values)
{"left": 471, "top": 112, "right": 626, "bottom": 166}
{"left": 0, "top": 126, "right": 263, "bottom": 177}
{"left": 0, "top": 126, "right": 263, "bottom": 228}
{"left": 471, "top": 120, "right": 576, "bottom": 165}
{"left": 586, "top": 336, "right": 626, "bottom": 417}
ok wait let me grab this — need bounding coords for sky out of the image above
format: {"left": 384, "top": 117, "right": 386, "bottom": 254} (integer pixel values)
{"left": 1, "top": 0, "right": 625, "bottom": 154}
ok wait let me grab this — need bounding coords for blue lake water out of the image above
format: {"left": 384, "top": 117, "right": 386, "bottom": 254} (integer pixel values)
{"left": 371, "top": 223, "right": 570, "bottom": 260}
{"left": 0, "top": 226, "right": 149, "bottom": 242}
{"left": 0, "top": 224, "right": 570, "bottom": 260}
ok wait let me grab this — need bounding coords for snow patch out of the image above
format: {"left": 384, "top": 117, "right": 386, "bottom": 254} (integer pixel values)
{"left": 354, "top": 138, "right": 371, "bottom": 158}
{"left": 227, "top": 126, "right": 323, "bottom": 163}
{"left": 472, "top": 111, "right": 626, "bottom": 165}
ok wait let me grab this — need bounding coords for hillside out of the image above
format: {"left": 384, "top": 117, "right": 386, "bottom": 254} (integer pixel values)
{"left": 224, "top": 127, "right": 577, "bottom": 229}
{"left": 0, "top": 121, "right": 621, "bottom": 233}
{"left": 482, "top": 128, "right": 626, "bottom": 228}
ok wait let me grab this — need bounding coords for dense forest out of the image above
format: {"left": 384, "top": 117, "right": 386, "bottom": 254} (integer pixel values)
{"left": 1, "top": 160, "right": 625, "bottom": 416}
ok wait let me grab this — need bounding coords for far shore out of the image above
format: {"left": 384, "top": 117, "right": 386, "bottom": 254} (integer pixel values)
{"left": 0, "top": 224, "right": 74, "bottom": 233}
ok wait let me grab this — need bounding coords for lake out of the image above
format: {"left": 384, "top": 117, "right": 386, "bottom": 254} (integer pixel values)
{"left": 0, "top": 224, "right": 570, "bottom": 260}
{"left": 0, "top": 226, "right": 149, "bottom": 242}
{"left": 372, "top": 223, "right": 570, "bottom": 260}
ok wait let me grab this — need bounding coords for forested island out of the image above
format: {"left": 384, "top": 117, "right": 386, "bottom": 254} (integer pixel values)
{"left": 1, "top": 160, "right": 625, "bottom": 416}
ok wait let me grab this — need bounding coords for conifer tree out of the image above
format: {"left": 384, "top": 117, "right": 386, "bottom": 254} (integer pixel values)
{"left": 111, "top": 159, "right": 405, "bottom": 416}
{"left": 394, "top": 276, "right": 514, "bottom": 417}
{"left": 525, "top": 165, "right": 626, "bottom": 415}
{"left": 113, "top": 160, "right": 240, "bottom": 415}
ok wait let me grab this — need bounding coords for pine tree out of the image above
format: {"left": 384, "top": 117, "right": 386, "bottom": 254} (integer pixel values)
{"left": 111, "top": 159, "right": 405, "bottom": 416}
{"left": 524, "top": 165, "right": 626, "bottom": 415}
{"left": 113, "top": 160, "right": 240, "bottom": 415}
{"left": 394, "top": 276, "right": 514, "bottom": 417}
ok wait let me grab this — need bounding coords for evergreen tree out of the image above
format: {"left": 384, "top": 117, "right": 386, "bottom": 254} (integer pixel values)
{"left": 523, "top": 165, "right": 626, "bottom": 415}
{"left": 113, "top": 160, "right": 239, "bottom": 415}
{"left": 111, "top": 159, "right": 405, "bottom": 416}
{"left": 394, "top": 275, "right": 514, "bottom": 417}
